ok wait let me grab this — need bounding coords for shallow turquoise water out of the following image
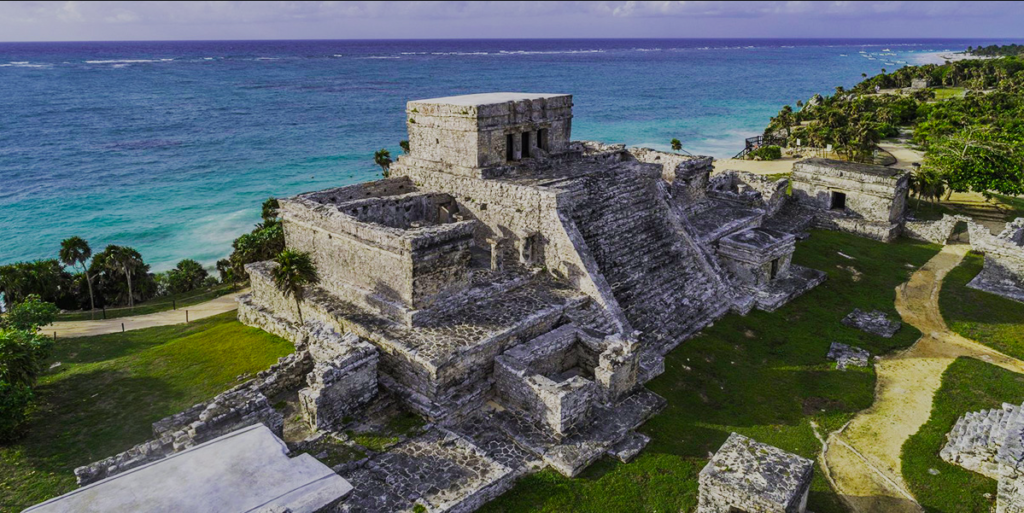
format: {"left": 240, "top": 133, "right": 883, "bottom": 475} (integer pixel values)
{"left": 0, "top": 38, "right": 1011, "bottom": 270}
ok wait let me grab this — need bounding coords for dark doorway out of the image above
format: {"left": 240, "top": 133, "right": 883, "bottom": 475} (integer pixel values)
{"left": 770, "top": 258, "right": 780, "bottom": 279}
{"left": 947, "top": 221, "right": 970, "bottom": 245}
{"left": 506, "top": 134, "right": 515, "bottom": 161}
{"left": 522, "top": 132, "right": 531, "bottom": 158}
{"left": 830, "top": 191, "right": 847, "bottom": 210}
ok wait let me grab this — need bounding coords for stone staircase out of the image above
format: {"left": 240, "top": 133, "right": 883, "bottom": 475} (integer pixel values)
{"left": 567, "top": 168, "right": 730, "bottom": 353}
{"left": 941, "top": 402, "right": 1024, "bottom": 479}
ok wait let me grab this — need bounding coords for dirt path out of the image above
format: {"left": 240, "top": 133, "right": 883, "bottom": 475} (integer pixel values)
{"left": 824, "top": 244, "right": 1024, "bottom": 513}
{"left": 42, "top": 289, "right": 249, "bottom": 338}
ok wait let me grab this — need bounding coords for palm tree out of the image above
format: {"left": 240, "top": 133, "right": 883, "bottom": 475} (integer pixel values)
{"left": 102, "top": 246, "right": 143, "bottom": 309}
{"left": 670, "top": 138, "right": 682, "bottom": 152}
{"left": 271, "top": 250, "right": 319, "bottom": 325}
{"left": 399, "top": 140, "right": 410, "bottom": 154}
{"left": 374, "top": 149, "right": 392, "bottom": 178}
{"left": 59, "top": 236, "right": 95, "bottom": 316}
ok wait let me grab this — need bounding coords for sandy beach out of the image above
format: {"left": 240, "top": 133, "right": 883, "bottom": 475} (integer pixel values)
{"left": 912, "top": 50, "right": 992, "bottom": 65}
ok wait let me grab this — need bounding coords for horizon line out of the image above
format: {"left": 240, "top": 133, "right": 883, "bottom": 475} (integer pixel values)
{"left": 1, "top": 36, "right": 1019, "bottom": 45}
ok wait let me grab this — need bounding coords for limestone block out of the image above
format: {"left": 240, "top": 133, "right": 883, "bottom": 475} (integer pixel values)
{"left": 698, "top": 433, "right": 814, "bottom": 513}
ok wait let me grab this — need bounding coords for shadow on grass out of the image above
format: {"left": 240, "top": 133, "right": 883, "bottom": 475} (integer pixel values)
{"left": 1, "top": 369, "right": 178, "bottom": 511}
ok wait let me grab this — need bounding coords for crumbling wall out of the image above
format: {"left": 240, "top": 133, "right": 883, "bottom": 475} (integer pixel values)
{"left": 299, "top": 326, "right": 379, "bottom": 431}
{"left": 968, "top": 218, "right": 1024, "bottom": 302}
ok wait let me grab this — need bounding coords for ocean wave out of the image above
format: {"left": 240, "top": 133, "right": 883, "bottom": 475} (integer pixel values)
{"left": 361, "top": 56, "right": 401, "bottom": 59}
{"left": 85, "top": 59, "right": 174, "bottom": 64}
{"left": 1, "top": 62, "right": 52, "bottom": 68}
{"left": 497, "top": 49, "right": 605, "bottom": 55}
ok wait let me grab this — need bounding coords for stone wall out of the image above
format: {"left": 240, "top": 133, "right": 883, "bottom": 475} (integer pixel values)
{"left": 280, "top": 193, "right": 478, "bottom": 311}
{"left": 698, "top": 433, "right": 813, "bottom": 513}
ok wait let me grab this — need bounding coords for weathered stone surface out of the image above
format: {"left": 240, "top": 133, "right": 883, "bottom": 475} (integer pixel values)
{"left": 941, "top": 401, "right": 1024, "bottom": 512}
{"left": 698, "top": 432, "right": 813, "bottom": 513}
{"left": 34, "top": 425, "right": 351, "bottom": 513}
{"left": 337, "top": 428, "right": 516, "bottom": 513}
{"left": 608, "top": 431, "right": 650, "bottom": 463}
{"left": 827, "top": 342, "right": 871, "bottom": 370}
{"left": 842, "top": 308, "right": 902, "bottom": 338}
{"left": 791, "top": 158, "right": 910, "bottom": 242}
{"left": 300, "top": 325, "right": 379, "bottom": 431}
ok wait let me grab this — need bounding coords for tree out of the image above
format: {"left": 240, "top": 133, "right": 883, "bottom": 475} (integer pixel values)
{"left": 670, "top": 138, "right": 682, "bottom": 152}
{"left": 271, "top": 250, "right": 319, "bottom": 325}
{"left": 168, "top": 259, "right": 209, "bottom": 294}
{"left": 261, "top": 197, "right": 280, "bottom": 224}
{"left": 374, "top": 148, "right": 393, "bottom": 178}
{"left": 0, "top": 260, "right": 74, "bottom": 310}
{"left": 399, "top": 140, "right": 410, "bottom": 154}
{"left": 1, "top": 295, "right": 58, "bottom": 332}
{"left": 100, "top": 246, "right": 143, "bottom": 309}
{"left": 926, "top": 127, "right": 1024, "bottom": 196}
{"left": 216, "top": 258, "right": 236, "bottom": 284}
{"left": 59, "top": 236, "right": 96, "bottom": 316}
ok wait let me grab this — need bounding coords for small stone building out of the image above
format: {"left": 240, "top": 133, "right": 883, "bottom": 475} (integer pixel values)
{"left": 698, "top": 432, "right": 814, "bottom": 513}
{"left": 911, "top": 78, "right": 931, "bottom": 90}
{"left": 791, "top": 157, "right": 910, "bottom": 241}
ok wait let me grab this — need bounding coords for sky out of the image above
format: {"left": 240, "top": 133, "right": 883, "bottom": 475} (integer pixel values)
{"left": 1, "top": 1, "right": 1023, "bottom": 42}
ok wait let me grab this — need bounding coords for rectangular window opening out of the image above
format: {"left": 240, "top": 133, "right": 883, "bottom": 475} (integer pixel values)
{"left": 830, "top": 191, "right": 847, "bottom": 210}
{"left": 522, "top": 132, "right": 531, "bottom": 159}
{"left": 506, "top": 134, "right": 515, "bottom": 161}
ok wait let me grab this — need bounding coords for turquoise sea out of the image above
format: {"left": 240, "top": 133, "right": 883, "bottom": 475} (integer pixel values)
{"left": 0, "top": 38, "right": 1016, "bottom": 270}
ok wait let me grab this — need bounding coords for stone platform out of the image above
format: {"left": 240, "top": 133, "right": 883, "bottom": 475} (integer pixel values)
{"left": 27, "top": 424, "right": 352, "bottom": 513}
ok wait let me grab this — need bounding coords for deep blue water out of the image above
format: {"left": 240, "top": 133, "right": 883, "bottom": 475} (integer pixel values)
{"left": 0, "top": 38, "right": 1017, "bottom": 271}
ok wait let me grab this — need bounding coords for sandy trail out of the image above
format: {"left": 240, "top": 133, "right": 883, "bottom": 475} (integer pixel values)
{"left": 42, "top": 289, "right": 249, "bottom": 338}
{"left": 824, "top": 244, "right": 1024, "bottom": 512}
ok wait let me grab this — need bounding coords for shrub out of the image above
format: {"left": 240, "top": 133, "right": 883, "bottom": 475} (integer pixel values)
{"left": 0, "top": 329, "right": 54, "bottom": 387}
{"left": 749, "top": 145, "right": 782, "bottom": 161}
{"left": 0, "top": 380, "right": 33, "bottom": 443}
{"left": 1, "top": 295, "right": 58, "bottom": 331}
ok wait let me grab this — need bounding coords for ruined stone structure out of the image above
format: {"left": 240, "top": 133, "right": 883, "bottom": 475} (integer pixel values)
{"left": 941, "top": 401, "right": 1024, "bottom": 512}
{"left": 905, "top": 214, "right": 1024, "bottom": 303}
{"left": 65, "top": 92, "right": 831, "bottom": 513}
{"left": 791, "top": 157, "right": 910, "bottom": 242}
{"left": 698, "top": 433, "right": 814, "bottom": 513}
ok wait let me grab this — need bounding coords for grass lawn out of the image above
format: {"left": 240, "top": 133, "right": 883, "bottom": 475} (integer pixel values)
{"left": 0, "top": 311, "right": 294, "bottom": 512}
{"left": 480, "top": 231, "right": 941, "bottom": 513}
{"left": 56, "top": 283, "right": 240, "bottom": 322}
{"left": 901, "top": 357, "right": 1024, "bottom": 513}
{"left": 940, "top": 252, "right": 1024, "bottom": 359}
{"left": 932, "top": 87, "right": 967, "bottom": 101}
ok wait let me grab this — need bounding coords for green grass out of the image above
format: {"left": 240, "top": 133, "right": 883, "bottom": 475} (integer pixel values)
{"left": 480, "top": 231, "right": 941, "bottom": 513}
{"left": 0, "top": 311, "right": 294, "bottom": 512}
{"left": 901, "top": 357, "right": 1024, "bottom": 512}
{"left": 56, "top": 283, "right": 239, "bottom": 322}
{"left": 932, "top": 87, "right": 967, "bottom": 101}
{"left": 940, "top": 252, "right": 1024, "bottom": 359}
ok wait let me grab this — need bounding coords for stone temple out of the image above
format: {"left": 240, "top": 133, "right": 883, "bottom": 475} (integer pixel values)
{"left": 59, "top": 92, "right": 853, "bottom": 512}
